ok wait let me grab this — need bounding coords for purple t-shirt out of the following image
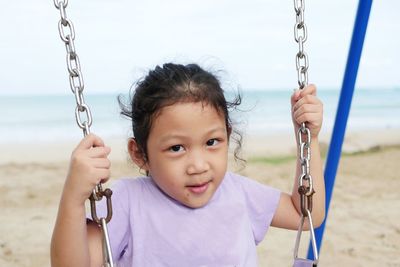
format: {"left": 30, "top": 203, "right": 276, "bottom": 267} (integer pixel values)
{"left": 91, "top": 172, "right": 281, "bottom": 267}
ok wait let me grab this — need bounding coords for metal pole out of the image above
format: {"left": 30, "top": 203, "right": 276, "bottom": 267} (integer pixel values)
{"left": 307, "top": 0, "right": 373, "bottom": 260}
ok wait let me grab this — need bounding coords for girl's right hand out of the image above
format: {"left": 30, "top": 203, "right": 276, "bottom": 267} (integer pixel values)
{"left": 63, "top": 134, "right": 111, "bottom": 206}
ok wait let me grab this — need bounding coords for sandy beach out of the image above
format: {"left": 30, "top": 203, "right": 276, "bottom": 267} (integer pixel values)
{"left": 1, "top": 129, "right": 399, "bottom": 266}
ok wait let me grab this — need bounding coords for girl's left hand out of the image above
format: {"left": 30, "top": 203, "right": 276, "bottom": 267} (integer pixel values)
{"left": 291, "top": 84, "right": 323, "bottom": 138}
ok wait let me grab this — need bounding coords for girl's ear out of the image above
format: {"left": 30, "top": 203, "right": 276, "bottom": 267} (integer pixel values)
{"left": 127, "top": 138, "right": 148, "bottom": 171}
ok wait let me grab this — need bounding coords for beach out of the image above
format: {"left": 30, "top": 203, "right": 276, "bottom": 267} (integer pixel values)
{"left": 1, "top": 129, "right": 399, "bottom": 266}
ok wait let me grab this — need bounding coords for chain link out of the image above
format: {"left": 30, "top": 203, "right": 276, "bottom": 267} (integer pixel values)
{"left": 53, "top": 0, "right": 68, "bottom": 9}
{"left": 53, "top": 2, "right": 113, "bottom": 266}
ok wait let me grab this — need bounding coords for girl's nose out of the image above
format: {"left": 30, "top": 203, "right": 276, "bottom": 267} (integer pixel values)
{"left": 186, "top": 151, "right": 210, "bottom": 175}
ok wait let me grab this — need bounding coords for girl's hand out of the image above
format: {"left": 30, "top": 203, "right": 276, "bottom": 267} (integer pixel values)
{"left": 291, "top": 84, "right": 323, "bottom": 138}
{"left": 63, "top": 134, "right": 111, "bottom": 206}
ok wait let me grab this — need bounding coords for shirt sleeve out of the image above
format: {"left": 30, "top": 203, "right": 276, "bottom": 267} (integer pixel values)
{"left": 86, "top": 179, "right": 131, "bottom": 262}
{"left": 232, "top": 173, "right": 281, "bottom": 244}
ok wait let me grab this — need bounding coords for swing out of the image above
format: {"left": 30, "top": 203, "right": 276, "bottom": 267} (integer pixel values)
{"left": 53, "top": 0, "right": 319, "bottom": 266}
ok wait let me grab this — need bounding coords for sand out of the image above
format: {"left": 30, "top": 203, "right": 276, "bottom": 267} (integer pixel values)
{"left": 1, "top": 129, "right": 399, "bottom": 266}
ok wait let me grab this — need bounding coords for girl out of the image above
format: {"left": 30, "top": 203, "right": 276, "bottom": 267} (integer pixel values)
{"left": 51, "top": 63, "right": 325, "bottom": 266}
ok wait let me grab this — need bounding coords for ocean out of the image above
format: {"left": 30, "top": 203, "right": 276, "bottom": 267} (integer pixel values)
{"left": 1, "top": 88, "right": 399, "bottom": 143}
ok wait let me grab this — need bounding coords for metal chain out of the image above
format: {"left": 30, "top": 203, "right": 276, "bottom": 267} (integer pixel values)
{"left": 53, "top": 0, "right": 91, "bottom": 134}
{"left": 53, "top": 1, "right": 114, "bottom": 266}
{"left": 294, "top": 0, "right": 309, "bottom": 89}
{"left": 294, "top": 0, "right": 314, "bottom": 217}
{"left": 293, "top": 0, "right": 318, "bottom": 265}
{"left": 294, "top": 0, "right": 314, "bottom": 220}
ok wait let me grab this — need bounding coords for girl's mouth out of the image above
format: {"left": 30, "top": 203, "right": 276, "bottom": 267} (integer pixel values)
{"left": 187, "top": 181, "right": 210, "bottom": 194}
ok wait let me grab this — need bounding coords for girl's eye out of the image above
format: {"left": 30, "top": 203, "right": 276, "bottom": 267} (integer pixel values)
{"left": 206, "top": 139, "right": 219, "bottom": 146}
{"left": 169, "top": 145, "right": 184, "bottom": 152}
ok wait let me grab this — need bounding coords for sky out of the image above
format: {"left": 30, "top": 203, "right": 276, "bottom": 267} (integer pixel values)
{"left": 0, "top": 0, "right": 399, "bottom": 95}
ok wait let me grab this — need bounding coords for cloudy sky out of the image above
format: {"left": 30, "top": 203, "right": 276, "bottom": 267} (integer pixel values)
{"left": 0, "top": 0, "right": 399, "bottom": 95}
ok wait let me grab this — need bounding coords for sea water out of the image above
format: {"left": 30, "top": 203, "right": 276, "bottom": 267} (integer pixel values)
{"left": 0, "top": 88, "right": 399, "bottom": 143}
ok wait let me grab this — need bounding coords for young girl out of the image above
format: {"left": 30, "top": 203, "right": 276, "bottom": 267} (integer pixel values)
{"left": 51, "top": 63, "right": 325, "bottom": 266}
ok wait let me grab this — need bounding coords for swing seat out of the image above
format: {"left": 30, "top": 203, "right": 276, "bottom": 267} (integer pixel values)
{"left": 293, "top": 258, "right": 317, "bottom": 267}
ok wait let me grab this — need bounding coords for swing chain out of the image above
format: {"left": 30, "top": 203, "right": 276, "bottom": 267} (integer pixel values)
{"left": 54, "top": 1, "right": 92, "bottom": 135}
{"left": 293, "top": 0, "right": 314, "bottom": 217}
{"left": 293, "top": 0, "right": 318, "bottom": 266}
{"left": 294, "top": 0, "right": 309, "bottom": 89}
{"left": 53, "top": 2, "right": 114, "bottom": 266}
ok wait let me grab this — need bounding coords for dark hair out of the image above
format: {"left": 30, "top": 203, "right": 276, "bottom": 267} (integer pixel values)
{"left": 119, "top": 63, "right": 244, "bottom": 166}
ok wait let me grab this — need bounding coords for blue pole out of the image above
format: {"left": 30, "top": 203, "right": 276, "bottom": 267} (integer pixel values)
{"left": 307, "top": 0, "right": 373, "bottom": 261}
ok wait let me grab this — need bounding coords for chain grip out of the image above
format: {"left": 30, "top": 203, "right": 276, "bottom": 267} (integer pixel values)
{"left": 53, "top": 1, "right": 113, "bottom": 266}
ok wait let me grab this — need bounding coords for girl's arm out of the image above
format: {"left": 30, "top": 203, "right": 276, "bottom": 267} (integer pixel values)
{"left": 51, "top": 134, "right": 110, "bottom": 267}
{"left": 271, "top": 84, "right": 325, "bottom": 230}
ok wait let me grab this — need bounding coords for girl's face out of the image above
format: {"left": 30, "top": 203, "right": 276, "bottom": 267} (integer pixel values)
{"left": 144, "top": 101, "right": 229, "bottom": 208}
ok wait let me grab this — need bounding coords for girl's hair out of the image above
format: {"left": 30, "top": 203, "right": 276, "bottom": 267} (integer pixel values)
{"left": 118, "top": 63, "right": 244, "bottom": 165}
